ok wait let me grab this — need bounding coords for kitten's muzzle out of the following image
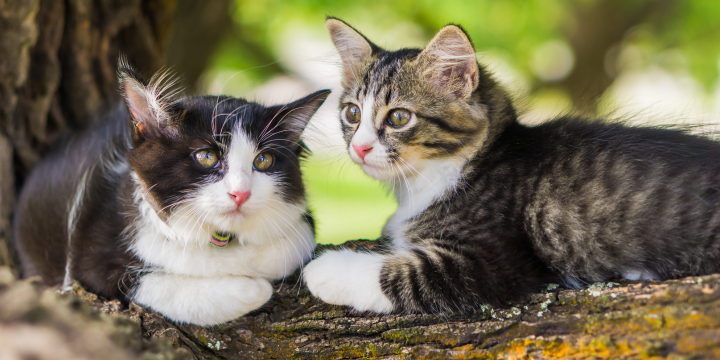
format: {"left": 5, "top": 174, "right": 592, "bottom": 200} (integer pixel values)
{"left": 229, "top": 191, "right": 251, "bottom": 207}
{"left": 353, "top": 144, "right": 373, "bottom": 161}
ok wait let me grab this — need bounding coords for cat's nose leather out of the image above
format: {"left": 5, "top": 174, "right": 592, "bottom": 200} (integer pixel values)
{"left": 228, "top": 191, "right": 251, "bottom": 206}
{"left": 353, "top": 144, "right": 373, "bottom": 160}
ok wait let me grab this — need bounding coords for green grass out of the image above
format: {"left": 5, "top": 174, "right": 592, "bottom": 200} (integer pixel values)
{"left": 302, "top": 155, "right": 396, "bottom": 245}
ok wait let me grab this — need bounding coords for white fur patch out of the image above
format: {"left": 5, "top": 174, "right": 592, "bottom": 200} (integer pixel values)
{"left": 349, "top": 92, "right": 378, "bottom": 156}
{"left": 303, "top": 249, "right": 394, "bottom": 313}
{"left": 347, "top": 91, "right": 404, "bottom": 181}
{"left": 622, "top": 269, "right": 657, "bottom": 281}
{"left": 61, "top": 262, "right": 74, "bottom": 292}
{"left": 133, "top": 273, "right": 273, "bottom": 325}
{"left": 67, "top": 167, "right": 93, "bottom": 242}
{"left": 384, "top": 159, "right": 463, "bottom": 249}
{"left": 130, "top": 202, "right": 314, "bottom": 279}
{"left": 64, "top": 166, "right": 93, "bottom": 291}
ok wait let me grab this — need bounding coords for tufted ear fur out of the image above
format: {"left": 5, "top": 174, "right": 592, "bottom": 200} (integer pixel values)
{"left": 325, "top": 18, "right": 381, "bottom": 88}
{"left": 117, "top": 58, "right": 180, "bottom": 142}
{"left": 267, "top": 89, "right": 331, "bottom": 149}
{"left": 418, "top": 25, "right": 479, "bottom": 99}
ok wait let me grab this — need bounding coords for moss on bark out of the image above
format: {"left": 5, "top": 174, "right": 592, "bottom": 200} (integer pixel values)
{"left": 64, "top": 242, "right": 720, "bottom": 358}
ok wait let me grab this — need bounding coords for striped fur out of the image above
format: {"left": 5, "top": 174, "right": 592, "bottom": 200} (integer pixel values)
{"left": 304, "top": 19, "right": 720, "bottom": 314}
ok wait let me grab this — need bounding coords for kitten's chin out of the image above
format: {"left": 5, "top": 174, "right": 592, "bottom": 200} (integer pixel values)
{"left": 359, "top": 162, "right": 395, "bottom": 181}
{"left": 218, "top": 207, "right": 256, "bottom": 222}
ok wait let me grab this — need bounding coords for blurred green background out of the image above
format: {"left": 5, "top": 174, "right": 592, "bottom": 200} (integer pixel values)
{"left": 174, "top": 0, "right": 720, "bottom": 244}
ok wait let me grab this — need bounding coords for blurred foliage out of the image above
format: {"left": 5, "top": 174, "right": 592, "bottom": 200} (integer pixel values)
{"left": 206, "top": 0, "right": 720, "bottom": 94}
{"left": 200, "top": 0, "right": 720, "bottom": 244}
{"left": 302, "top": 158, "right": 396, "bottom": 244}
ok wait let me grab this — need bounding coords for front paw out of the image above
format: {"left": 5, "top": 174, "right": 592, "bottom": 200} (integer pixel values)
{"left": 303, "top": 249, "right": 394, "bottom": 313}
{"left": 134, "top": 274, "right": 273, "bottom": 326}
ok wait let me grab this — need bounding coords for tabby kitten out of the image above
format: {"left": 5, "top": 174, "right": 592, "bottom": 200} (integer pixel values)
{"left": 303, "top": 18, "right": 720, "bottom": 314}
{"left": 14, "top": 61, "right": 330, "bottom": 325}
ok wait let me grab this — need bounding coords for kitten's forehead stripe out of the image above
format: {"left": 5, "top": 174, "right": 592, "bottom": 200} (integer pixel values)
{"left": 418, "top": 114, "right": 478, "bottom": 135}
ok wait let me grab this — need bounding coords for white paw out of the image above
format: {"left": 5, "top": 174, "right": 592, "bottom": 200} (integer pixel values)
{"left": 303, "top": 249, "right": 394, "bottom": 313}
{"left": 133, "top": 274, "right": 273, "bottom": 326}
{"left": 622, "top": 269, "right": 658, "bottom": 281}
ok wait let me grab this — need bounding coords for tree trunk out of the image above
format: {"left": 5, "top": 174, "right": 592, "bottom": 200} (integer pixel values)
{"left": 558, "top": 0, "right": 677, "bottom": 116}
{"left": 3, "top": 241, "right": 720, "bottom": 359}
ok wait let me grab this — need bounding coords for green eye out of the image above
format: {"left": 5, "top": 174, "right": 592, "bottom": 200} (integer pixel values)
{"left": 345, "top": 104, "right": 361, "bottom": 123}
{"left": 194, "top": 149, "right": 219, "bottom": 169}
{"left": 253, "top": 153, "right": 274, "bottom": 171}
{"left": 387, "top": 109, "right": 412, "bottom": 128}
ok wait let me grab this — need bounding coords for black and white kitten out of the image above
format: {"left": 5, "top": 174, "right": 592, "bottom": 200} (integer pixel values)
{"left": 14, "top": 62, "right": 330, "bottom": 325}
{"left": 303, "top": 18, "right": 720, "bottom": 314}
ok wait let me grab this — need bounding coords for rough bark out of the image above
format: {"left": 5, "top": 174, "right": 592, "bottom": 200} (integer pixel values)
{"left": 5, "top": 241, "right": 717, "bottom": 360}
{"left": 0, "top": 266, "right": 190, "bottom": 359}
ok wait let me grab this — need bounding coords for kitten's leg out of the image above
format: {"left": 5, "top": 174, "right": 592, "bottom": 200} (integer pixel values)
{"left": 133, "top": 273, "right": 273, "bottom": 325}
{"left": 306, "top": 242, "right": 546, "bottom": 313}
{"left": 303, "top": 249, "right": 394, "bottom": 313}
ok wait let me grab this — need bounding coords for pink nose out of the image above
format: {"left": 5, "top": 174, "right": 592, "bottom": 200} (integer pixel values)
{"left": 352, "top": 144, "right": 373, "bottom": 160}
{"left": 228, "top": 191, "right": 251, "bottom": 206}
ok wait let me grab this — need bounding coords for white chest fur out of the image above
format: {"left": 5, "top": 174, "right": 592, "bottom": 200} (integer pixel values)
{"left": 383, "top": 159, "right": 463, "bottom": 249}
{"left": 130, "top": 197, "right": 314, "bottom": 280}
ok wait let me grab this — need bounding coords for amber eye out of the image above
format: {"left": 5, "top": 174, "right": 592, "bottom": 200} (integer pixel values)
{"left": 253, "top": 153, "right": 274, "bottom": 171}
{"left": 387, "top": 109, "right": 412, "bottom": 128}
{"left": 345, "top": 104, "right": 361, "bottom": 123}
{"left": 194, "top": 149, "right": 219, "bottom": 169}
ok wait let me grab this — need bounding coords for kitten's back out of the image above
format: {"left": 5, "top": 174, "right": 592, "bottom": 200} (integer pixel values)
{"left": 494, "top": 118, "right": 720, "bottom": 284}
{"left": 14, "top": 105, "right": 131, "bottom": 284}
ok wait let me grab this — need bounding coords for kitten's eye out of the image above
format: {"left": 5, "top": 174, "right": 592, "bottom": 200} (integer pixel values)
{"left": 387, "top": 109, "right": 412, "bottom": 128}
{"left": 194, "top": 149, "right": 219, "bottom": 169}
{"left": 253, "top": 153, "right": 274, "bottom": 172}
{"left": 345, "top": 104, "right": 361, "bottom": 123}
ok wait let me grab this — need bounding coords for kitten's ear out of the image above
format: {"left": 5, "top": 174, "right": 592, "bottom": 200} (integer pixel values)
{"left": 117, "top": 58, "right": 177, "bottom": 141}
{"left": 325, "top": 18, "right": 380, "bottom": 87}
{"left": 418, "top": 25, "right": 479, "bottom": 99}
{"left": 273, "top": 89, "right": 331, "bottom": 147}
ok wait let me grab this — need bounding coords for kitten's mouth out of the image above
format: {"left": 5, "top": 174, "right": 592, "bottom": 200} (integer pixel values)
{"left": 360, "top": 161, "right": 384, "bottom": 169}
{"left": 360, "top": 161, "right": 391, "bottom": 174}
{"left": 210, "top": 231, "right": 234, "bottom": 248}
